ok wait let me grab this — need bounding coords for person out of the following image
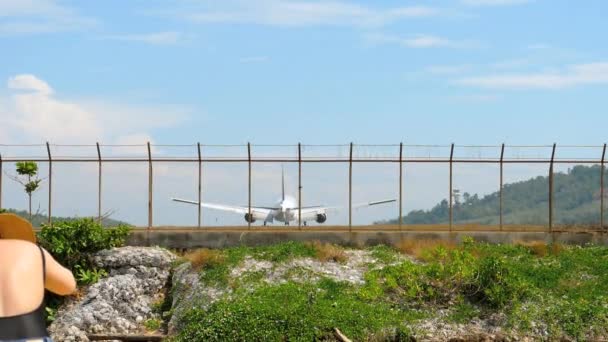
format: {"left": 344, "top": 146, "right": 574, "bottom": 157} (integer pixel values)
{"left": 0, "top": 213, "right": 77, "bottom": 342}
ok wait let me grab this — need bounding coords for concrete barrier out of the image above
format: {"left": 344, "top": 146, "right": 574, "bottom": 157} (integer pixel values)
{"left": 126, "top": 229, "right": 608, "bottom": 249}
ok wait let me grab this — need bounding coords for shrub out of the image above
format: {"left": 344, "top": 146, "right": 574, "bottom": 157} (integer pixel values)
{"left": 36, "top": 218, "right": 130, "bottom": 324}
{"left": 37, "top": 218, "right": 131, "bottom": 272}
{"left": 469, "top": 255, "right": 526, "bottom": 308}
{"left": 363, "top": 243, "right": 526, "bottom": 309}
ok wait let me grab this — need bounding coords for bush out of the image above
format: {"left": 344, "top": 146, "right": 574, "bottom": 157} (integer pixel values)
{"left": 175, "top": 280, "right": 410, "bottom": 341}
{"left": 37, "top": 218, "right": 131, "bottom": 272}
{"left": 470, "top": 255, "right": 526, "bottom": 308}
{"left": 363, "top": 243, "right": 527, "bottom": 309}
{"left": 36, "top": 218, "right": 130, "bottom": 324}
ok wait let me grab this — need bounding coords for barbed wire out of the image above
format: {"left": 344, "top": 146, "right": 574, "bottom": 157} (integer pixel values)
{"left": 0, "top": 143, "right": 606, "bottom": 161}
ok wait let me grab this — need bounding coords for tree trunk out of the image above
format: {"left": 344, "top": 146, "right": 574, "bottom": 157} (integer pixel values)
{"left": 28, "top": 175, "right": 32, "bottom": 221}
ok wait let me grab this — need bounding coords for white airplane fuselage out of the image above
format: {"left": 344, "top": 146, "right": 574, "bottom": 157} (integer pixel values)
{"left": 261, "top": 195, "right": 321, "bottom": 225}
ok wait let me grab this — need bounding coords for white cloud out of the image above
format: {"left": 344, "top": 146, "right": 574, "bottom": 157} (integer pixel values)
{"left": 158, "top": 1, "right": 439, "bottom": 27}
{"left": 0, "top": 0, "right": 68, "bottom": 17}
{"left": 454, "top": 62, "right": 608, "bottom": 89}
{"left": 100, "top": 31, "right": 183, "bottom": 45}
{"left": 365, "top": 33, "right": 472, "bottom": 49}
{"left": 462, "top": 0, "right": 530, "bottom": 6}
{"left": 8, "top": 74, "right": 54, "bottom": 94}
{"left": 0, "top": 0, "right": 95, "bottom": 35}
{"left": 0, "top": 74, "right": 188, "bottom": 144}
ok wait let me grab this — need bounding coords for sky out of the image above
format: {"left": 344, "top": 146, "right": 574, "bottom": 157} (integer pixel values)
{"left": 0, "top": 0, "right": 607, "bottom": 226}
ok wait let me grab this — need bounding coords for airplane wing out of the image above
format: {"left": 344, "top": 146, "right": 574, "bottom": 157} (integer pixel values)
{"left": 171, "top": 198, "right": 272, "bottom": 215}
{"left": 296, "top": 199, "right": 396, "bottom": 214}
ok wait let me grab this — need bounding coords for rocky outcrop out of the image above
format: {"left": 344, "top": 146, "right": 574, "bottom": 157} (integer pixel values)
{"left": 48, "top": 246, "right": 176, "bottom": 342}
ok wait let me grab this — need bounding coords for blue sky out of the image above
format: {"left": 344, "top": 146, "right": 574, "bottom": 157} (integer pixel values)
{"left": 1, "top": 0, "right": 607, "bottom": 225}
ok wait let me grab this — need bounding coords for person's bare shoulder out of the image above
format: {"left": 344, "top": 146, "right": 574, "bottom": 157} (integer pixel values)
{"left": 0, "top": 239, "right": 39, "bottom": 257}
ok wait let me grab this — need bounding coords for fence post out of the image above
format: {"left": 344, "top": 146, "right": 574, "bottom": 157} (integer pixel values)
{"left": 46, "top": 142, "right": 52, "bottom": 225}
{"left": 549, "top": 143, "right": 556, "bottom": 232}
{"left": 197, "top": 143, "right": 202, "bottom": 229}
{"left": 96, "top": 142, "right": 102, "bottom": 224}
{"left": 248, "top": 143, "right": 252, "bottom": 230}
{"left": 601, "top": 143, "right": 606, "bottom": 230}
{"left": 147, "top": 142, "right": 153, "bottom": 230}
{"left": 298, "top": 143, "right": 302, "bottom": 230}
{"left": 500, "top": 143, "right": 505, "bottom": 231}
{"left": 449, "top": 143, "right": 454, "bottom": 232}
{"left": 399, "top": 142, "right": 403, "bottom": 231}
{"left": 349, "top": 142, "right": 353, "bottom": 232}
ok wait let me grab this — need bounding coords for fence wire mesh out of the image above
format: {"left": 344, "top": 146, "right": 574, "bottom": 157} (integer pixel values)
{"left": 0, "top": 143, "right": 606, "bottom": 232}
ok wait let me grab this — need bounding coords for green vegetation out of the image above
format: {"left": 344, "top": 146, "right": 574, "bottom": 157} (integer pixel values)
{"left": 75, "top": 267, "right": 108, "bottom": 285}
{"left": 0, "top": 207, "right": 129, "bottom": 228}
{"left": 182, "top": 241, "right": 318, "bottom": 286}
{"left": 363, "top": 240, "right": 608, "bottom": 339}
{"left": 37, "top": 218, "right": 131, "bottom": 323}
{"left": 8, "top": 161, "right": 43, "bottom": 220}
{"left": 176, "top": 280, "right": 417, "bottom": 341}
{"left": 144, "top": 318, "right": 162, "bottom": 331}
{"left": 381, "top": 165, "right": 608, "bottom": 225}
{"left": 172, "top": 240, "right": 608, "bottom": 341}
{"left": 37, "top": 218, "right": 131, "bottom": 272}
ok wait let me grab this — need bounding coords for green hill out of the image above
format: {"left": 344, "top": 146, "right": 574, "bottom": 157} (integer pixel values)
{"left": 0, "top": 208, "right": 130, "bottom": 228}
{"left": 379, "top": 165, "right": 607, "bottom": 226}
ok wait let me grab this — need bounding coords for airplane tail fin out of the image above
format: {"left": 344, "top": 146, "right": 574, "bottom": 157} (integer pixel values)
{"left": 281, "top": 165, "right": 285, "bottom": 201}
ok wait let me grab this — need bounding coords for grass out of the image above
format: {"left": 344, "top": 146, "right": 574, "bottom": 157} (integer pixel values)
{"left": 144, "top": 318, "right": 162, "bottom": 331}
{"left": 396, "top": 238, "right": 458, "bottom": 260}
{"left": 175, "top": 279, "right": 420, "bottom": 342}
{"left": 513, "top": 240, "right": 565, "bottom": 257}
{"left": 184, "top": 248, "right": 225, "bottom": 271}
{"left": 184, "top": 241, "right": 350, "bottom": 286}
{"left": 171, "top": 240, "right": 608, "bottom": 341}
{"left": 368, "top": 244, "right": 400, "bottom": 264}
{"left": 306, "top": 240, "right": 348, "bottom": 263}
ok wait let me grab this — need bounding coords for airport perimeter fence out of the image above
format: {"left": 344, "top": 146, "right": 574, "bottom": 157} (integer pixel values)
{"left": 0, "top": 142, "right": 606, "bottom": 233}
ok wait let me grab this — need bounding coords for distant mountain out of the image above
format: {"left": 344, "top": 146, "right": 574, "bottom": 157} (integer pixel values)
{"left": 378, "top": 165, "right": 607, "bottom": 226}
{"left": 0, "top": 208, "right": 130, "bottom": 227}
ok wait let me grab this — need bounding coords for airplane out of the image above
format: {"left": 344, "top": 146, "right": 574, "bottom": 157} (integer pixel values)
{"left": 171, "top": 168, "right": 396, "bottom": 226}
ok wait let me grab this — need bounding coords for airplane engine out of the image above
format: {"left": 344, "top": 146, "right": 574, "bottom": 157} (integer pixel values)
{"left": 244, "top": 213, "right": 256, "bottom": 223}
{"left": 316, "top": 213, "right": 327, "bottom": 223}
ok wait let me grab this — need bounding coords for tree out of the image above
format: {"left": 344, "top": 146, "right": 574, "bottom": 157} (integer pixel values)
{"left": 9, "top": 161, "right": 43, "bottom": 220}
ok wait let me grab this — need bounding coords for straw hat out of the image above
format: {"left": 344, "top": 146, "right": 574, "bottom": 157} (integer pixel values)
{"left": 0, "top": 213, "right": 37, "bottom": 243}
